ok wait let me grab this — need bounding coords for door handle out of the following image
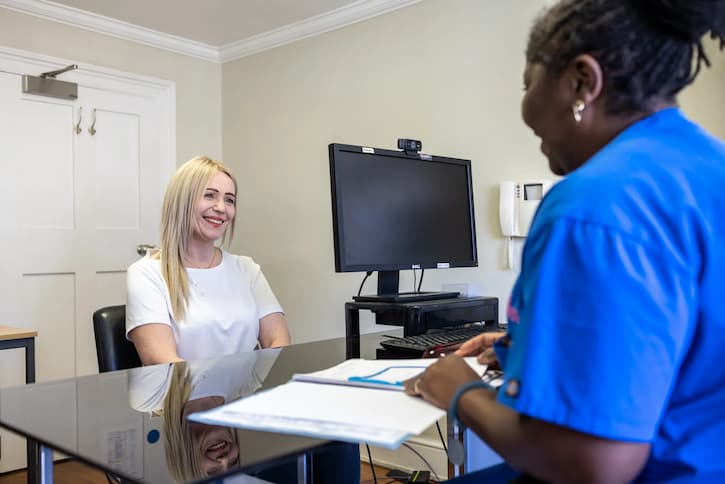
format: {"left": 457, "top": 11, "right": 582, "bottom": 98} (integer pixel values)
{"left": 136, "top": 244, "right": 157, "bottom": 256}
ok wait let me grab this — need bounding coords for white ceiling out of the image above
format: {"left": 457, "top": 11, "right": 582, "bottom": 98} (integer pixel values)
{"left": 0, "top": 0, "right": 423, "bottom": 62}
{"left": 46, "top": 0, "right": 363, "bottom": 46}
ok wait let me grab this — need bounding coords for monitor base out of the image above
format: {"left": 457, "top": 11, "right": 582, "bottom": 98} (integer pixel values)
{"left": 352, "top": 291, "right": 460, "bottom": 303}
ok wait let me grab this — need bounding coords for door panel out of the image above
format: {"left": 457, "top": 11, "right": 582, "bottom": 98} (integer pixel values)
{"left": 93, "top": 109, "right": 141, "bottom": 229}
{"left": 0, "top": 51, "right": 174, "bottom": 471}
{"left": 21, "top": 273, "right": 76, "bottom": 382}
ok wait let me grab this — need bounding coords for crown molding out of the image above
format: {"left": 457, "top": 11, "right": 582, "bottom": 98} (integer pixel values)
{"left": 219, "top": 0, "right": 424, "bottom": 62}
{"left": 0, "top": 0, "right": 423, "bottom": 64}
{"left": 0, "top": 0, "right": 220, "bottom": 62}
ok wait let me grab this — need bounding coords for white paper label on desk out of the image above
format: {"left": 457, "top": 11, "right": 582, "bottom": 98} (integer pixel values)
{"left": 101, "top": 426, "right": 142, "bottom": 479}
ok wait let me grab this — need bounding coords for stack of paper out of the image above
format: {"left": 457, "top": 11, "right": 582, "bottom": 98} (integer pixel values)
{"left": 188, "top": 358, "right": 486, "bottom": 449}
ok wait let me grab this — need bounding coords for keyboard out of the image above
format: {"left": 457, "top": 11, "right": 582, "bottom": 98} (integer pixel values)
{"left": 379, "top": 325, "right": 497, "bottom": 355}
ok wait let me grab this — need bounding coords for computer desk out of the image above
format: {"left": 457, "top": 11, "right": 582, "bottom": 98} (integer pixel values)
{"left": 0, "top": 330, "right": 489, "bottom": 483}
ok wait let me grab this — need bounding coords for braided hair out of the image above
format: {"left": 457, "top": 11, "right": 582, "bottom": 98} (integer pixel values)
{"left": 526, "top": 0, "right": 725, "bottom": 114}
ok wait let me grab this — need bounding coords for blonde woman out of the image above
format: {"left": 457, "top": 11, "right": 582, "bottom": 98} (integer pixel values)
{"left": 126, "top": 156, "right": 290, "bottom": 364}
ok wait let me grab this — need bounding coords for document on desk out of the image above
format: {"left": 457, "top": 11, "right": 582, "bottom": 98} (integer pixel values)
{"left": 293, "top": 357, "right": 479, "bottom": 390}
{"left": 188, "top": 358, "right": 486, "bottom": 449}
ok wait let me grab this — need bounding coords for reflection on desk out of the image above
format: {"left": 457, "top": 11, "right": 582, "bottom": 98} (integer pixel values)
{"left": 0, "top": 332, "right": 388, "bottom": 483}
{"left": 128, "top": 350, "right": 279, "bottom": 481}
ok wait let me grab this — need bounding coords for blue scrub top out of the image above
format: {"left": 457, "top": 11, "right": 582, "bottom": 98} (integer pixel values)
{"left": 497, "top": 108, "right": 725, "bottom": 482}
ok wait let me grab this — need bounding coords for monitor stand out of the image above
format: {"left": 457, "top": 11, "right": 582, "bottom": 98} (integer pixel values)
{"left": 351, "top": 270, "right": 460, "bottom": 303}
{"left": 353, "top": 291, "right": 460, "bottom": 303}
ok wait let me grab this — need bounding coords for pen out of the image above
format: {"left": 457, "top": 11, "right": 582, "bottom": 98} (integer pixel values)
{"left": 424, "top": 341, "right": 464, "bottom": 358}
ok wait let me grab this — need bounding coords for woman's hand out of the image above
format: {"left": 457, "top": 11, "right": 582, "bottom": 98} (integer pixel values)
{"left": 403, "top": 355, "right": 481, "bottom": 409}
{"left": 454, "top": 331, "right": 506, "bottom": 366}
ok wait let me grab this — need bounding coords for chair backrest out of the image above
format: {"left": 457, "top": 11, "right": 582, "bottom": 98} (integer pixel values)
{"left": 93, "top": 305, "right": 142, "bottom": 373}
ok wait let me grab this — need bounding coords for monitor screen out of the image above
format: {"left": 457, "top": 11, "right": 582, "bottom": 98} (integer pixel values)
{"left": 329, "top": 143, "right": 478, "bottom": 281}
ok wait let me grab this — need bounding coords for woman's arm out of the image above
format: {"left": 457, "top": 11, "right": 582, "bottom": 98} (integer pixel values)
{"left": 128, "top": 323, "right": 183, "bottom": 365}
{"left": 258, "top": 312, "right": 290, "bottom": 348}
{"left": 406, "top": 355, "right": 650, "bottom": 483}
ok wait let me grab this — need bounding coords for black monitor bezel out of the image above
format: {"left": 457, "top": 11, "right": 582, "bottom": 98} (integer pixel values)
{"left": 329, "top": 142, "right": 478, "bottom": 273}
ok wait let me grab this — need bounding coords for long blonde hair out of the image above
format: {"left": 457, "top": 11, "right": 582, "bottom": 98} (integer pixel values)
{"left": 160, "top": 156, "right": 237, "bottom": 322}
{"left": 162, "top": 362, "right": 201, "bottom": 481}
{"left": 162, "top": 362, "right": 242, "bottom": 482}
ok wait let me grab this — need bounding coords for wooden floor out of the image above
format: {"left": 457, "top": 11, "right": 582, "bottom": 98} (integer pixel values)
{"left": 0, "top": 461, "right": 106, "bottom": 484}
{"left": 0, "top": 459, "right": 432, "bottom": 483}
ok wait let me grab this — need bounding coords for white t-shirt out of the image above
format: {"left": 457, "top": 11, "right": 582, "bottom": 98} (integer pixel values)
{"left": 127, "top": 348, "right": 281, "bottom": 414}
{"left": 125, "top": 250, "right": 283, "bottom": 360}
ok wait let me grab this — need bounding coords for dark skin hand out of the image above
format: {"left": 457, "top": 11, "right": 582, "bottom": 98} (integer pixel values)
{"left": 403, "top": 355, "right": 651, "bottom": 483}
{"left": 454, "top": 331, "right": 506, "bottom": 367}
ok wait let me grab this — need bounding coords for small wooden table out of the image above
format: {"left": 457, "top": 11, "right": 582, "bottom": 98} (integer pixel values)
{"left": 0, "top": 326, "right": 36, "bottom": 384}
{"left": 0, "top": 325, "right": 38, "bottom": 483}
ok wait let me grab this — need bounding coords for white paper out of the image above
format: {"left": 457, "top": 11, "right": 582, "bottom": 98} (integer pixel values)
{"left": 293, "top": 358, "right": 427, "bottom": 390}
{"left": 292, "top": 357, "right": 486, "bottom": 390}
{"left": 188, "top": 357, "right": 487, "bottom": 449}
{"left": 190, "top": 381, "right": 442, "bottom": 448}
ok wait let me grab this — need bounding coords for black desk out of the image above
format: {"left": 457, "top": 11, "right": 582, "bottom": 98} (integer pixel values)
{"left": 345, "top": 297, "right": 499, "bottom": 358}
{"left": 0, "top": 331, "right": 411, "bottom": 484}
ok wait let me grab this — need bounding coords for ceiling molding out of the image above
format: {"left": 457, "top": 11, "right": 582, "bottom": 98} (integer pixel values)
{"left": 0, "top": 0, "right": 221, "bottom": 62}
{"left": 0, "top": 0, "right": 423, "bottom": 64}
{"left": 219, "top": 0, "right": 424, "bottom": 63}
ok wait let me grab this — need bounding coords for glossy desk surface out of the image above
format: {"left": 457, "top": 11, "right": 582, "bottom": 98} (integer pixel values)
{"left": 0, "top": 331, "right": 393, "bottom": 483}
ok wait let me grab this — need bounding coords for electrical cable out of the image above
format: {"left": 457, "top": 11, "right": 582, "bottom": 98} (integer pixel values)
{"left": 105, "top": 473, "right": 121, "bottom": 484}
{"left": 417, "top": 269, "right": 425, "bottom": 293}
{"left": 402, "top": 442, "right": 441, "bottom": 482}
{"left": 365, "top": 443, "right": 378, "bottom": 484}
{"left": 358, "top": 271, "right": 373, "bottom": 297}
{"left": 412, "top": 268, "right": 418, "bottom": 294}
{"left": 435, "top": 421, "right": 448, "bottom": 454}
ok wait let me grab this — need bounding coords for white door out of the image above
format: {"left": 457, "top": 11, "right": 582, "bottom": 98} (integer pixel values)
{"left": 0, "top": 48, "right": 175, "bottom": 471}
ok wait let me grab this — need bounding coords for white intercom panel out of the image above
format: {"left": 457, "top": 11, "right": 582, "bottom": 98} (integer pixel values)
{"left": 499, "top": 180, "right": 553, "bottom": 237}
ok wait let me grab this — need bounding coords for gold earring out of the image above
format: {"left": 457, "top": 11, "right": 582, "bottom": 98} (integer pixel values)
{"left": 572, "top": 100, "right": 586, "bottom": 123}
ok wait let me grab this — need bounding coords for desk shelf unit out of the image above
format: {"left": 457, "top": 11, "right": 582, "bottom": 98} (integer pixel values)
{"left": 345, "top": 296, "right": 499, "bottom": 358}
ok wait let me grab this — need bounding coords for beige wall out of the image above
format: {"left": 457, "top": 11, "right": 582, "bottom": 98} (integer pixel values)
{"left": 0, "top": 7, "right": 223, "bottom": 163}
{"left": 680, "top": 37, "right": 725, "bottom": 139}
{"left": 2, "top": 2, "right": 721, "bottom": 345}
{"left": 222, "top": 0, "right": 725, "bottom": 343}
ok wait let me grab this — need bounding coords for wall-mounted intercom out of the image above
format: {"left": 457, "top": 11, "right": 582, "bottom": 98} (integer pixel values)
{"left": 499, "top": 180, "right": 553, "bottom": 237}
{"left": 500, "top": 180, "right": 554, "bottom": 270}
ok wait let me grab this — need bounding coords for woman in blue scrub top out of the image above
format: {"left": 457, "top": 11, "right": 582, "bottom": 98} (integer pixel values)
{"left": 405, "top": 1, "right": 725, "bottom": 482}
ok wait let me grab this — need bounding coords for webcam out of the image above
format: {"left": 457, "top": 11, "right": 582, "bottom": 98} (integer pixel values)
{"left": 398, "top": 138, "right": 422, "bottom": 155}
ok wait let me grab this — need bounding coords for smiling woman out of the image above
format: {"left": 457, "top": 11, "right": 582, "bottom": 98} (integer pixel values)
{"left": 126, "top": 156, "right": 360, "bottom": 483}
{"left": 125, "top": 156, "right": 291, "bottom": 365}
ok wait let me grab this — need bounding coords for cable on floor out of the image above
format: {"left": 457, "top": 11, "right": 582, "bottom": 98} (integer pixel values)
{"left": 365, "top": 443, "right": 378, "bottom": 484}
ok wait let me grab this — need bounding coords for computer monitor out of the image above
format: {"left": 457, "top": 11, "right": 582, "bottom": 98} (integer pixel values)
{"left": 329, "top": 142, "right": 478, "bottom": 302}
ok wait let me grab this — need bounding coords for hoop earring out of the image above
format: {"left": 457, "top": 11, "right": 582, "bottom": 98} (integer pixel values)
{"left": 572, "top": 100, "right": 586, "bottom": 123}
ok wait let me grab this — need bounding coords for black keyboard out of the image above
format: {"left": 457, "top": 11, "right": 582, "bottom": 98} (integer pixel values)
{"left": 380, "top": 325, "right": 497, "bottom": 355}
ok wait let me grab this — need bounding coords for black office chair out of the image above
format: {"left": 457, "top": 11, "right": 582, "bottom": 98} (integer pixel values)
{"left": 93, "top": 305, "right": 142, "bottom": 373}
